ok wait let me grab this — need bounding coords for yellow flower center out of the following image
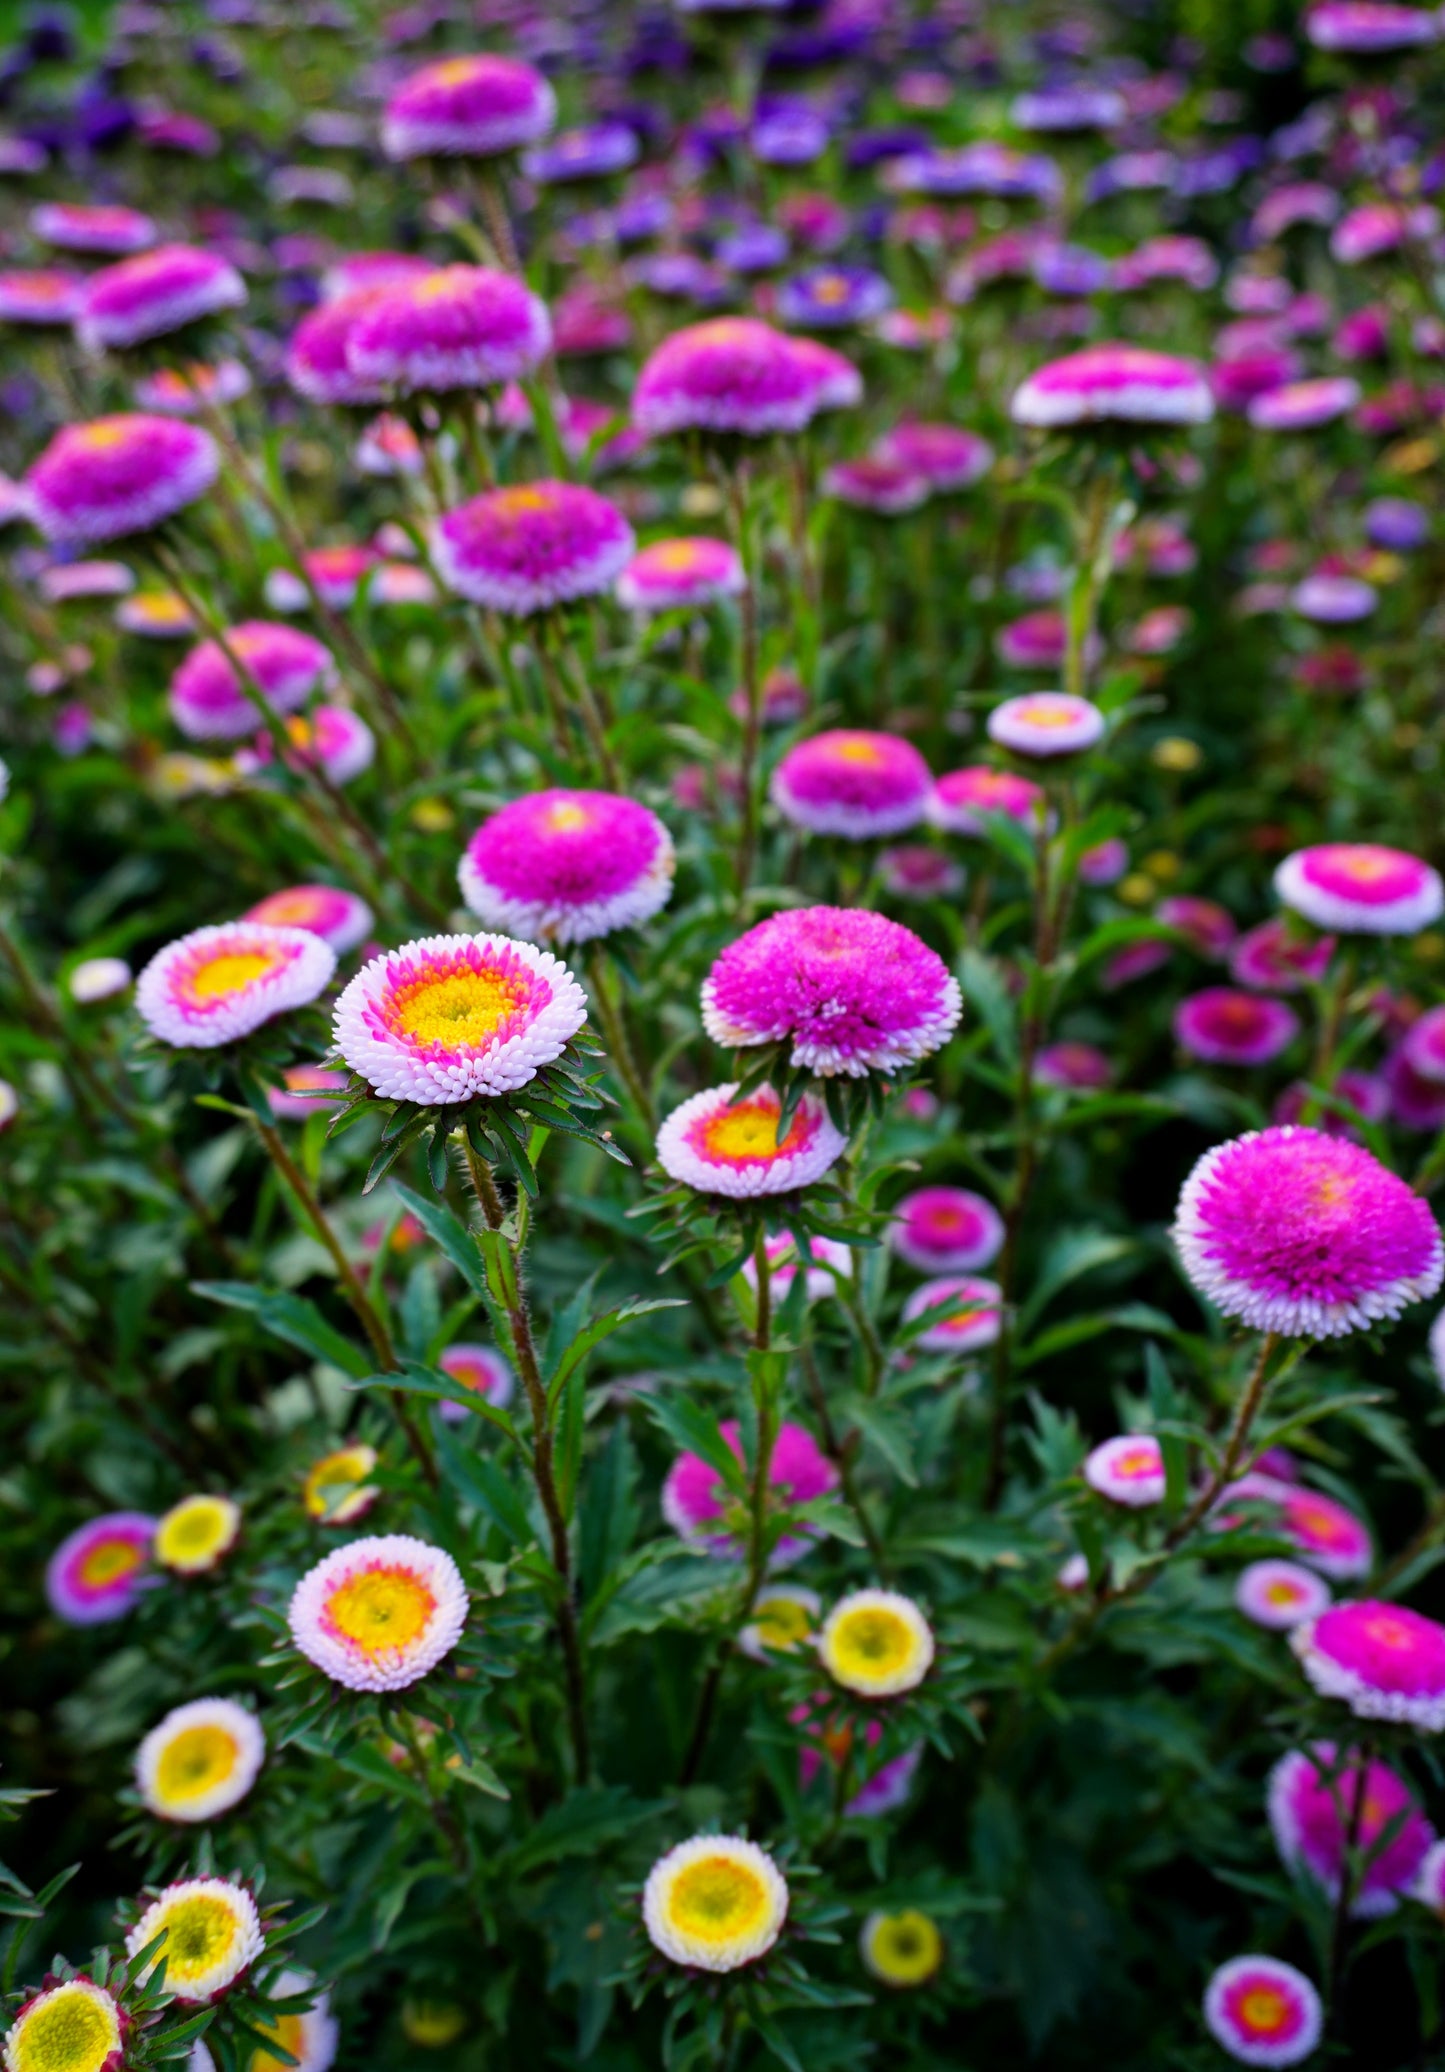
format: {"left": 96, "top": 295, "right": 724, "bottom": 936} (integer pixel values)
{"left": 1333, "top": 846, "right": 1396, "bottom": 884}
{"left": 303, "top": 1448, "right": 376, "bottom": 1519}
{"left": 416, "top": 272, "right": 461, "bottom": 304}
{"left": 1364, "top": 1612, "right": 1413, "bottom": 1651}
{"left": 545, "top": 801, "right": 592, "bottom": 832}
{"left": 871, "top": 1910, "right": 942, "bottom": 1984}
{"left": 155, "top": 1724, "right": 239, "bottom": 1804}
{"left": 648, "top": 542, "right": 704, "bottom": 574}
{"left": 1265, "top": 1581, "right": 1301, "bottom": 1605}
{"left": 433, "top": 56, "right": 479, "bottom": 84}
{"left": 492, "top": 486, "right": 553, "bottom": 518}
{"left": 9, "top": 1989, "right": 119, "bottom": 2072}
{"left": 393, "top": 969, "right": 522, "bottom": 1046}
{"left": 250, "top": 2013, "right": 305, "bottom": 2072}
{"left": 812, "top": 275, "right": 850, "bottom": 304}
{"left": 1239, "top": 1987, "right": 1290, "bottom": 2035}
{"left": 154, "top": 1896, "right": 242, "bottom": 1980}
{"left": 401, "top": 2003, "right": 466, "bottom": 2047}
{"left": 701, "top": 1101, "right": 800, "bottom": 1162}
{"left": 1113, "top": 1445, "right": 1158, "bottom": 1479}
{"left": 751, "top": 1597, "right": 815, "bottom": 1650}
{"left": 325, "top": 1566, "right": 436, "bottom": 1654}
{"left": 189, "top": 951, "right": 277, "bottom": 1001}
{"left": 77, "top": 423, "right": 128, "bottom": 453}
{"left": 833, "top": 1607, "right": 914, "bottom": 1676}
{"left": 832, "top": 736, "right": 884, "bottom": 763}
{"left": 157, "top": 1499, "right": 233, "bottom": 1564}
{"left": 1015, "top": 700, "right": 1076, "bottom": 728}
{"left": 667, "top": 1857, "right": 769, "bottom": 1945}
{"left": 77, "top": 1538, "right": 143, "bottom": 1588}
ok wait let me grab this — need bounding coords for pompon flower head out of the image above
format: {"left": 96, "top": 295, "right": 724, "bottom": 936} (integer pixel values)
{"left": 1268, "top": 1744, "right": 1433, "bottom": 1915}
{"left": 1011, "top": 343, "right": 1214, "bottom": 428}
{"left": 822, "top": 457, "right": 928, "bottom": 514}
{"left": 45, "top": 1512, "right": 154, "bottom": 1625}
{"left": 269, "top": 1065, "right": 349, "bottom": 1120}
{"left": 135, "top": 1698, "right": 265, "bottom": 1822}
{"left": 1171, "top": 1126, "right": 1444, "bottom": 1338}
{"left": 1174, "top": 989, "right": 1300, "bottom": 1066}
{"left": 1274, "top": 843, "right": 1444, "bottom": 936}
{"left": 1236, "top": 1559, "right": 1333, "bottom": 1630}
{"left": 702, "top": 906, "right": 961, "bottom": 1078}
{"left": 633, "top": 317, "right": 827, "bottom": 437}
{"left": 928, "top": 765, "right": 1047, "bottom": 837}
{"left": 1307, "top": 0, "right": 1438, "bottom": 47}
{"left": 436, "top": 1342, "right": 515, "bottom": 1424}
{"left": 1403, "top": 1005, "right": 1445, "bottom": 1087}
{"left": 1084, "top": 1433, "right": 1166, "bottom": 1506}
{"left": 876, "top": 845, "right": 964, "bottom": 899}
{"left": 1203, "top": 1956, "right": 1322, "bottom": 2067}
{"left": 75, "top": 245, "right": 246, "bottom": 353}
{"left": 0, "top": 270, "right": 85, "bottom": 325}
{"left": 246, "top": 1971, "right": 338, "bottom": 2072}
{"left": 132, "top": 361, "right": 251, "bottom": 417}
{"left": 137, "top": 923, "right": 336, "bottom": 1051}
{"left": 333, "top": 933, "right": 587, "bottom": 1103}
{"left": 1247, "top": 376, "right": 1360, "bottom": 431}
{"left": 662, "top": 1419, "right": 837, "bottom": 1563}
{"left": 1270, "top": 1482, "right": 1372, "bottom": 1578}
{"left": 739, "top": 1583, "right": 822, "bottom": 1660}
{"left": 2, "top": 1979, "right": 126, "bottom": 2072}
{"left": 32, "top": 201, "right": 157, "bottom": 255}
{"left": 346, "top": 267, "right": 551, "bottom": 396}
{"left": 169, "top": 622, "right": 334, "bottom": 742}
{"left": 902, "top": 1274, "right": 1002, "bottom": 1353}
{"left": 860, "top": 1910, "right": 944, "bottom": 1987}
{"left": 154, "top": 1495, "right": 241, "bottom": 1574}
{"left": 1291, "top": 1599, "right": 1445, "bottom": 1730}
{"left": 642, "top": 1835, "right": 788, "bottom": 1973}
{"left": 284, "top": 291, "right": 389, "bottom": 408}
{"left": 655, "top": 1084, "right": 846, "bottom": 1198}
{"left": 24, "top": 415, "right": 219, "bottom": 546}
{"left": 288, "top": 1533, "right": 468, "bottom": 1692}
{"left": 819, "top": 1588, "right": 935, "bottom": 1698}
{"left": 615, "top": 536, "right": 745, "bottom": 613}
{"left": 1230, "top": 918, "right": 1336, "bottom": 993}
{"left": 127, "top": 1879, "right": 262, "bottom": 2003}
{"left": 988, "top": 693, "right": 1106, "bottom": 760}
{"left": 874, "top": 421, "right": 992, "bottom": 490}
{"left": 243, "top": 884, "right": 373, "bottom": 956}
{"left": 433, "top": 481, "right": 634, "bottom": 615}
{"left": 381, "top": 54, "right": 557, "bottom": 161}
{"left": 302, "top": 1444, "right": 379, "bottom": 1525}
{"left": 891, "top": 1187, "right": 1004, "bottom": 1273}
{"left": 263, "top": 707, "right": 375, "bottom": 788}
{"left": 785, "top": 334, "right": 864, "bottom": 416}
{"left": 771, "top": 730, "right": 932, "bottom": 838}
{"left": 776, "top": 264, "right": 893, "bottom": 329}
{"left": 459, "top": 789, "right": 674, "bottom": 944}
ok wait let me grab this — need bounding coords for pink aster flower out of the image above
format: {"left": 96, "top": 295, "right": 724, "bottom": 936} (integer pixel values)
{"left": 169, "top": 621, "right": 334, "bottom": 741}
{"left": 770, "top": 730, "right": 932, "bottom": 839}
{"left": 1203, "top": 1955, "right": 1322, "bottom": 2067}
{"left": 1307, "top": 0, "right": 1438, "bottom": 47}
{"left": 615, "top": 536, "right": 745, "bottom": 613}
{"left": 741, "top": 1233, "right": 853, "bottom": 1303}
{"left": 1035, "top": 1040, "right": 1113, "bottom": 1090}
{"left": 241, "top": 707, "right": 375, "bottom": 787}
{"left": 284, "top": 291, "right": 389, "bottom": 408}
{"left": 265, "top": 544, "right": 378, "bottom": 614}
{"left": 133, "top": 361, "right": 251, "bottom": 416}
{"left": 1271, "top": 1482, "right": 1372, "bottom": 1578}
{"left": 903, "top": 1275, "right": 1002, "bottom": 1353}
{"left": 1157, "top": 896, "right": 1237, "bottom": 959}
{"left": 346, "top": 266, "right": 551, "bottom": 395}
{"left": 355, "top": 413, "right": 423, "bottom": 477}
{"left": 1011, "top": 343, "right": 1214, "bottom": 428}
{"left": 1230, "top": 919, "right": 1336, "bottom": 992}
{"left": 24, "top": 415, "right": 218, "bottom": 546}
{"left": 458, "top": 788, "right": 674, "bottom": 944}
{"left": 268, "top": 1064, "right": 350, "bottom": 1119}
{"left": 1292, "top": 1600, "right": 1445, "bottom": 1730}
{"left": 45, "top": 1512, "right": 154, "bottom": 1624}
{"left": 1172, "top": 1126, "right": 1444, "bottom": 1337}
{"left": 988, "top": 692, "right": 1106, "bottom": 759}
{"left": 702, "top": 906, "right": 961, "bottom": 1078}
{"left": 1174, "top": 988, "right": 1300, "bottom": 1066}
{"left": 137, "top": 922, "right": 336, "bottom": 1050}
{"left": 873, "top": 421, "right": 993, "bottom": 490}
{"left": 436, "top": 1342, "right": 515, "bottom": 1424}
{"left": 242, "top": 884, "right": 373, "bottom": 955}
{"left": 656, "top": 1083, "right": 846, "bottom": 1197}
{"left": 1235, "top": 1559, "right": 1332, "bottom": 1630}
{"left": 1079, "top": 837, "right": 1129, "bottom": 886}
{"left": 876, "top": 845, "right": 964, "bottom": 899}
{"left": 30, "top": 200, "right": 157, "bottom": 254}
{"left": 891, "top": 1186, "right": 1004, "bottom": 1273}
{"left": 1269, "top": 1743, "right": 1433, "bottom": 1915}
{"left": 1386, "top": 1048, "right": 1445, "bottom": 1132}
{"left": 662, "top": 1418, "right": 837, "bottom": 1564}
{"left": 288, "top": 1534, "right": 468, "bottom": 1691}
{"left": 783, "top": 334, "right": 864, "bottom": 415}
{"left": 1248, "top": 375, "right": 1360, "bottom": 431}
{"left": 75, "top": 244, "right": 246, "bottom": 353}
{"left": 321, "top": 253, "right": 435, "bottom": 303}
{"left": 0, "top": 269, "right": 85, "bottom": 325}
{"left": 381, "top": 53, "right": 557, "bottom": 161}
{"left": 1332, "top": 201, "right": 1436, "bottom": 266}
{"left": 822, "top": 457, "right": 928, "bottom": 513}
{"left": 1273, "top": 1070, "right": 1389, "bottom": 1137}
{"left": 433, "top": 480, "right": 634, "bottom": 614}
{"left": 1403, "top": 1005, "right": 1445, "bottom": 1084}
{"left": 1275, "top": 843, "right": 1444, "bottom": 936}
{"left": 632, "top": 317, "right": 826, "bottom": 438}
{"left": 1084, "top": 1433, "right": 1166, "bottom": 1506}
{"left": 995, "top": 610, "right": 1074, "bottom": 672}
{"left": 928, "top": 766, "right": 1047, "bottom": 838}
{"left": 334, "top": 933, "right": 587, "bottom": 1104}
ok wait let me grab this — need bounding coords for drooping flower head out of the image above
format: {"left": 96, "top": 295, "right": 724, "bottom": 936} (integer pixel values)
{"left": 382, "top": 54, "right": 557, "bottom": 160}
{"left": 860, "top": 1910, "right": 944, "bottom": 1987}
{"left": 288, "top": 1533, "right": 468, "bottom": 1691}
{"left": 928, "top": 766, "right": 1047, "bottom": 837}
{"left": 2, "top": 1980, "right": 126, "bottom": 2072}
{"left": 135, "top": 1696, "right": 265, "bottom": 1821}
{"left": 902, "top": 1275, "right": 1003, "bottom": 1353}
{"left": 1203, "top": 1955, "right": 1322, "bottom": 2067}
{"left": 702, "top": 906, "right": 961, "bottom": 1078}
{"left": 126, "top": 1879, "right": 263, "bottom": 2002}
{"left": 662, "top": 1418, "right": 837, "bottom": 1563}
{"left": 655, "top": 1083, "right": 847, "bottom": 1197}
{"left": 642, "top": 1836, "right": 788, "bottom": 1973}
{"left": 874, "top": 421, "right": 992, "bottom": 490}
{"left": 1171, "top": 1126, "right": 1444, "bottom": 1337}
{"left": 633, "top": 317, "right": 832, "bottom": 437}
{"left": 1084, "top": 1434, "right": 1166, "bottom": 1506}
{"left": 243, "top": 885, "right": 373, "bottom": 955}
{"left": 45, "top": 1512, "right": 154, "bottom": 1624}
{"left": 302, "top": 1444, "right": 379, "bottom": 1525}
{"left": 988, "top": 693, "right": 1106, "bottom": 759}
{"left": 346, "top": 267, "right": 551, "bottom": 395}
{"left": 1235, "top": 1559, "right": 1333, "bottom": 1630}
{"left": 1275, "top": 843, "right": 1444, "bottom": 936}
{"left": 25, "top": 415, "right": 219, "bottom": 545}
{"left": 459, "top": 789, "right": 674, "bottom": 944}
{"left": 1269, "top": 1744, "right": 1433, "bottom": 1915}
{"left": 1291, "top": 1599, "right": 1445, "bottom": 1729}
{"left": 137, "top": 923, "right": 336, "bottom": 1050}
{"left": 433, "top": 480, "right": 634, "bottom": 614}
{"left": 1011, "top": 343, "right": 1214, "bottom": 428}
{"left": 76, "top": 245, "right": 246, "bottom": 353}
{"left": 771, "top": 730, "right": 932, "bottom": 838}
{"left": 891, "top": 1186, "right": 1004, "bottom": 1273}
{"left": 436, "top": 1342, "right": 515, "bottom": 1424}
{"left": 616, "top": 536, "right": 746, "bottom": 612}
{"left": 246, "top": 1972, "right": 338, "bottom": 2072}
{"left": 169, "top": 622, "right": 334, "bottom": 741}
{"left": 1174, "top": 989, "right": 1300, "bottom": 1066}
{"left": 154, "top": 1495, "right": 242, "bottom": 1574}
{"left": 333, "top": 933, "right": 587, "bottom": 1103}
{"left": 819, "top": 1588, "right": 935, "bottom": 1698}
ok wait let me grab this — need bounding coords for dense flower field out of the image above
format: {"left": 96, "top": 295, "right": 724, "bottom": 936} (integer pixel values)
{"left": 7, "top": 1, "right": 1445, "bottom": 2066}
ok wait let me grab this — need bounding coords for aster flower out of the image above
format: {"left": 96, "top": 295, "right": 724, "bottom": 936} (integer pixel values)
{"left": 995, "top": 610, "right": 1083, "bottom": 672}
{"left": 1291, "top": 573, "right": 1376, "bottom": 624}
{"left": 45, "top": 1512, "right": 154, "bottom": 1624}
{"left": 1084, "top": 1433, "right": 1166, "bottom": 1506}
{"left": 656, "top": 1083, "right": 846, "bottom": 1197}
{"left": 928, "top": 766, "right": 1047, "bottom": 838}
{"left": 1203, "top": 1955, "right": 1322, "bottom": 2067}
{"left": 860, "top": 1910, "right": 944, "bottom": 1987}
{"left": 1386, "top": 1048, "right": 1445, "bottom": 1133}
{"left": 116, "top": 589, "right": 193, "bottom": 638}
{"left": 662, "top": 1418, "right": 837, "bottom": 1563}
{"left": 135, "top": 1697, "right": 265, "bottom": 1822}
{"left": 1268, "top": 1744, "right": 1433, "bottom": 1915}
{"left": 822, "top": 457, "right": 928, "bottom": 514}
{"left": 902, "top": 1274, "right": 1002, "bottom": 1353}
{"left": 436, "top": 1341, "right": 515, "bottom": 1424}
{"left": 132, "top": 361, "right": 251, "bottom": 416}
{"left": 1267, "top": 1482, "right": 1372, "bottom": 1578}
{"left": 741, "top": 1232, "right": 853, "bottom": 1303}
{"left": 1171, "top": 1126, "right": 1444, "bottom": 1337}
{"left": 32, "top": 201, "right": 156, "bottom": 255}
{"left": 1275, "top": 843, "right": 1444, "bottom": 936}
{"left": 245, "top": 707, "right": 375, "bottom": 788}
{"left": 269, "top": 1065, "right": 350, "bottom": 1120}
{"left": 127, "top": 1878, "right": 263, "bottom": 2002}
{"left": 346, "top": 267, "right": 551, "bottom": 395}
{"left": 1235, "top": 1559, "right": 1332, "bottom": 1630}
{"left": 776, "top": 265, "right": 893, "bottom": 329}
{"left": 1011, "top": 343, "right": 1214, "bottom": 428}
{"left": 381, "top": 53, "right": 556, "bottom": 160}
{"left": 642, "top": 1836, "right": 788, "bottom": 1973}
{"left": 24, "top": 415, "right": 219, "bottom": 546}
{"left": 522, "top": 123, "right": 640, "bottom": 184}
{"left": 68, "top": 957, "right": 132, "bottom": 1004}
{"left": 246, "top": 1972, "right": 338, "bottom": 2072}
{"left": 264, "top": 545, "right": 378, "bottom": 614}
{"left": 1307, "top": 0, "right": 1437, "bottom": 45}
{"left": 0, "top": 269, "right": 85, "bottom": 325}
{"left": 2, "top": 1980, "right": 126, "bottom": 2072}
{"left": 702, "top": 906, "right": 960, "bottom": 1078}
{"left": 876, "top": 845, "right": 964, "bottom": 899}
{"left": 738, "top": 1583, "right": 821, "bottom": 1660}
{"left": 459, "top": 788, "right": 673, "bottom": 945}
{"left": 615, "top": 536, "right": 744, "bottom": 614}
{"left": 76, "top": 244, "right": 246, "bottom": 354}
{"left": 169, "top": 621, "right": 334, "bottom": 742}
{"left": 333, "top": 932, "right": 587, "bottom": 1104}
{"left": 784, "top": 334, "right": 864, "bottom": 415}
{"left": 433, "top": 480, "right": 634, "bottom": 614}
{"left": 154, "top": 1494, "right": 242, "bottom": 1574}
{"left": 242, "top": 884, "right": 373, "bottom": 955}
{"left": 1230, "top": 919, "right": 1336, "bottom": 993}
{"left": 771, "top": 731, "right": 932, "bottom": 839}
{"left": 891, "top": 1187, "right": 1004, "bottom": 1273}
{"left": 1292, "top": 1600, "right": 1445, "bottom": 1730}
{"left": 302, "top": 1444, "right": 379, "bottom": 1525}
{"left": 873, "top": 422, "right": 992, "bottom": 491}
{"left": 819, "top": 1588, "right": 935, "bottom": 1698}
{"left": 1174, "top": 989, "right": 1300, "bottom": 1066}
{"left": 988, "top": 693, "right": 1105, "bottom": 759}
{"left": 137, "top": 923, "right": 336, "bottom": 1050}
{"left": 288, "top": 1533, "right": 468, "bottom": 1692}
{"left": 284, "top": 291, "right": 389, "bottom": 408}
{"left": 1036, "top": 1040, "right": 1113, "bottom": 1091}
{"left": 633, "top": 317, "right": 829, "bottom": 437}
{"left": 1248, "top": 376, "right": 1360, "bottom": 431}
{"left": 1157, "top": 897, "right": 1236, "bottom": 958}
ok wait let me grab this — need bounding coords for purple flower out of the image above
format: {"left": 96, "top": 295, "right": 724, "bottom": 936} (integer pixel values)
{"left": 633, "top": 317, "right": 833, "bottom": 437}
{"left": 169, "top": 621, "right": 334, "bottom": 741}
{"left": 284, "top": 290, "right": 390, "bottom": 407}
{"left": 346, "top": 266, "right": 551, "bottom": 394}
{"left": 873, "top": 422, "right": 992, "bottom": 491}
{"left": 432, "top": 480, "right": 634, "bottom": 615}
{"left": 776, "top": 265, "right": 894, "bottom": 329}
{"left": 662, "top": 1420, "right": 836, "bottom": 1564}
{"left": 76, "top": 244, "right": 245, "bottom": 353}
{"left": 25, "top": 415, "right": 219, "bottom": 546}
{"left": 46, "top": 1512, "right": 155, "bottom": 1623}
{"left": 522, "top": 122, "right": 639, "bottom": 184}
{"left": 821, "top": 456, "right": 928, "bottom": 514}
{"left": 458, "top": 788, "right": 674, "bottom": 944}
{"left": 1012, "top": 343, "right": 1214, "bottom": 428}
{"left": 1175, "top": 988, "right": 1299, "bottom": 1066}
{"left": 1270, "top": 1744, "right": 1433, "bottom": 1915}
{"left": 1307, "top": 1, "right": 1437, "bottom": 52}
{"left": 770, "top": 730, "right": 932, "bottom": 838}
{"left": 381, "top": 53, "right": 556, "bottom": 160}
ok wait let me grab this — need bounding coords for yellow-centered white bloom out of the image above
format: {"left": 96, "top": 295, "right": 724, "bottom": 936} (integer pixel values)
{"left": 818, "top": 1589, "right": 935, "bottom": 1699}
{"left": 3, "top": 1980, "right": 123, "bottom": 2072}
{"left": 135, "top": 1697, "right": 265, "bottom": 1822}
{"left": 154, "top": 1494, "right": 241, "bottom": 1574}
{"left": 738, "top": 1584, "right": 821, "bottom": 1661}
{"left": 860, "top": 1908, "right": 944, "bottom": 1986}
{"left": 246, "top": 1971, "right": 339, "bottom": 2072}
{"left": 126, "top": 1877, "right": 263, "bottom": 2002}
{"left": 642, "top": 1835, "right": 788, "bottom": 1973}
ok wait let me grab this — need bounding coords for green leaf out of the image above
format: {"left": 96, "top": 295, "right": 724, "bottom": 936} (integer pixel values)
{"left": 1018, "top": 1230, "right": 1139, "bottom": 1334}
{"left": 640, "top": 1394, "right": 747, "bottom": 1495}
{"left": 508, "top": 1786, "right": 662, "bottom": 1875}
{"left": 579, "top": 1420, "right": 639, "bottom": 1598}
{"left": 191, "top": 1282, "right": 369, "bottom": 1379}
{"left": 958, "top": 948, "right": 1018, "bottom": 1065}
{"left": 391, "top": 1181, "right": 487, "bottom": 1298}
{"left": 435, "top": 1420, "right": 535, "bottom": 1546}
